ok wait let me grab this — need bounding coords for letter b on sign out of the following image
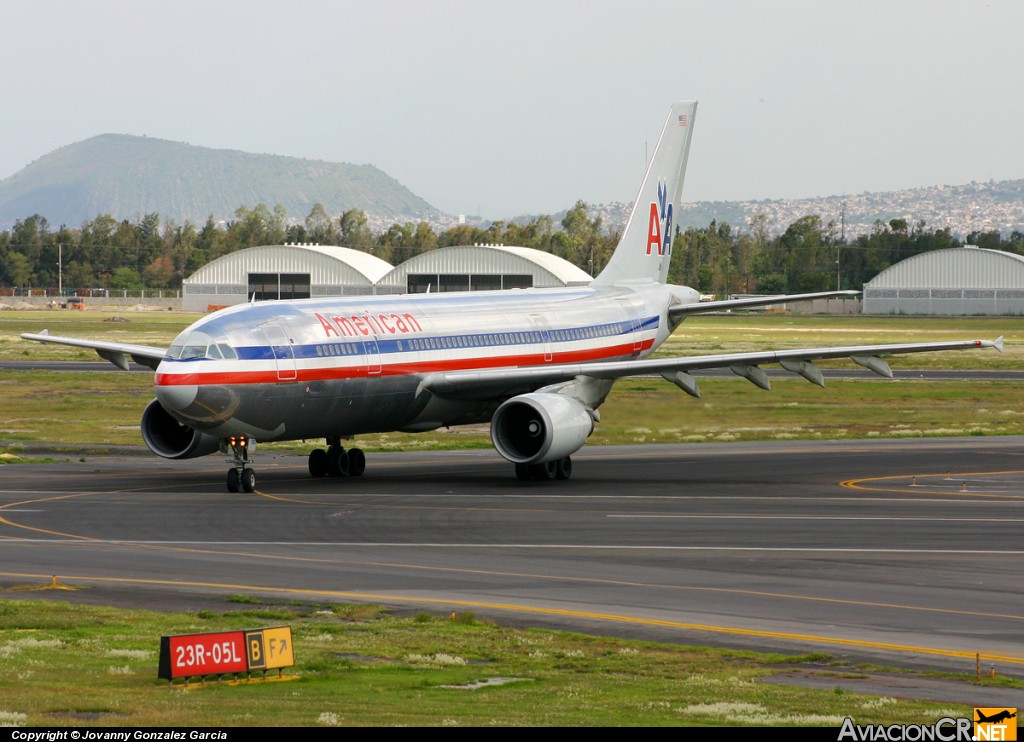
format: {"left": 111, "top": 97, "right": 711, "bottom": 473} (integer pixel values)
{"left": 249, "top": 638, "right": 262, "bottom": 663}
{"left": 246, "top": 631, "right": 266, "bottom": 670}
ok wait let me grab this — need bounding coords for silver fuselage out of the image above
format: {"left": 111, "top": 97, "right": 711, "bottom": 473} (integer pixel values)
{"left": 154, "top": 283, "right": 692, "bottom": 442}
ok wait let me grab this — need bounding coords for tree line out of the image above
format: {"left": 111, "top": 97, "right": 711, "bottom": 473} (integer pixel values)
{"left": 2, "top": 201, "right": 1022, "bottom": 294}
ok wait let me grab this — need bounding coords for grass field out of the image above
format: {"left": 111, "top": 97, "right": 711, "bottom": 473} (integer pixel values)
{"left": 0, "top": 596, "right": 1013, "bottom": 727}
{"left": 0, "top": 308, "right": 198, "bottom": 362}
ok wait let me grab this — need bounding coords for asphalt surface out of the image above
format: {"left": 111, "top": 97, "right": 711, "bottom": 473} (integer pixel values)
{"left": 1, "top": 438, "right": 1023, "bottom": 706}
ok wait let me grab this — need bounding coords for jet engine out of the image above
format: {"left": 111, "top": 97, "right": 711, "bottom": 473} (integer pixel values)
{"left": 141, "top": 398, "right": 220, "bottom": 460}
{"left": 490, "top": 393, "right": 593, "bottom": 465}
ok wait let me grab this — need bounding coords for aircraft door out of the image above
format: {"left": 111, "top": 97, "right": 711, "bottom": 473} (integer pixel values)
{"left": 361, "top": 310, "right": 382, "bottom": 375}
{"left": 529, "top": 314, "right": 553, "bottom": 362}
{"left": 615, "top": 298, "right": 644, "bottom": 352}
{"left": 260, "top": 322, "right": 297, "bottom": 381}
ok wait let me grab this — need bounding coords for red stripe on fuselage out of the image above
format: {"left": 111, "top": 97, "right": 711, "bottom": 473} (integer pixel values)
{"left": 154, "top": 339, "right": 654, "bottom": 387}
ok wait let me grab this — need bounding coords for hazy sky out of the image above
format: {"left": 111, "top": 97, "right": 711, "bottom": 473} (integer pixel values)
{"left": 3, "top": 0, "right": 1021, "bottom": 220}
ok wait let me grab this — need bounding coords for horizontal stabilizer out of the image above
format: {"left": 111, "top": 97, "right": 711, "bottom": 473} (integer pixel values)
{"left": 671, "top": 290, "right": 859, "bottom": 319}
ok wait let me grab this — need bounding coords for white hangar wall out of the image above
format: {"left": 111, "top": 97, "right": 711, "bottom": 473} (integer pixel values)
{"left": 862, "top": 246, "right": 1024, "bottom": 315}
{"left": 182, "top": 244, "right": 393, "bottom": 311}
{"left": 183, "top": 243, "right": 594, "bottom": 311}
{"left": 375, "top": 244, "right": 593, "bottom": 294}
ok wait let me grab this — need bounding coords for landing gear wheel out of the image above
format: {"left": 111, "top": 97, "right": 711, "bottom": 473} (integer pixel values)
{"left": 224, "top": 435, "right": 254, "bottom": 493}
{"left": 348, "top": 447, "right": 366, "bottom": 477}
{"left": 533, "top": 461, "right": 557, "bottom": 481}
{"left": 308, "top": 448, "right": 328, "bottom": 477}
{"left": 555, "top": 456, "right": 572, "bottom": 481}
{"left": 516, "top": 461, "right": 562, "bottom": 481}
{"left": 327, "top": 445, "right": 350, "bottom": 477}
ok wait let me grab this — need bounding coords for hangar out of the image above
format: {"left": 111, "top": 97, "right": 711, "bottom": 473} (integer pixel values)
{"left": 182, "top": 243, "right": 393, "bottom": 311}
{"left": 183, "top": 243, "right": 594, "bottom": 310}
{"left": 375, "top": 243, "right": 593, "bottom": 294}
{"left": 862, "top": 246, "right": 1024, "bottom": 315}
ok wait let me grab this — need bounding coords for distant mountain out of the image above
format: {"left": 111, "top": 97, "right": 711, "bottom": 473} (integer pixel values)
{"left": 0, "top": 134, "right": 441, "bottom": 229}
{"left": 4, "top": 133, "right": 1022, "bottom": 239}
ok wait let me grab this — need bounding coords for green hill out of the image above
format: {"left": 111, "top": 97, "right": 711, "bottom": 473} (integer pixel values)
{"left": 0, "top": 134, "right": 439, "bottom": 228}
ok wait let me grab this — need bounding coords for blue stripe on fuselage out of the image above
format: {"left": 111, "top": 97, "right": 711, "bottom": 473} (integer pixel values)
{"left": 165, "top": 314, "right": 660, "bottom": 363}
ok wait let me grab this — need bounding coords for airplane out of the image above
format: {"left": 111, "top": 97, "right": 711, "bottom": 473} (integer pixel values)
{"left": 22, "top": 101, "right": 1004, "bottom": 492}
{"left": 976, "top": 710, "right": 1016, "bottom": 724}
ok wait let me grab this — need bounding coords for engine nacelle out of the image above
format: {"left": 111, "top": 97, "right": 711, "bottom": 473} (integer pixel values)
{"left": 141, "top": 398, "right": 221, "bottom": 460}
{"left": 490, "top": 393, "right": 593, "bottom": 465}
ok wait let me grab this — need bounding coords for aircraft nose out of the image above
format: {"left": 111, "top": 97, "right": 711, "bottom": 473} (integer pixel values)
{"left": 155, "top": 382, "right": 198, "bottom": 412}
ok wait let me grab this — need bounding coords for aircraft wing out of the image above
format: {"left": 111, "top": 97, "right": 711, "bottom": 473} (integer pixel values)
{"left": 20, "top": 330, "right": 167, "bottom": 371}
{"left": 421, "top": 337, "right": 1004, "bottom": 399}
{"left": 670, "top": 290, "right": 859, "bottom": 318}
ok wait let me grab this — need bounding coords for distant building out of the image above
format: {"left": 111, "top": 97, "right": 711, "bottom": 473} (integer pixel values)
{"left": 375, "top": 244, "right": 593, "bottom": 295}
{"left": 182, "top": 244, "right": 393, "bottom": 312}
{"left": 863, "top": 246, "right": 1024, "bottom": 315}
{"left": 182, "top": 243, "right": 593, "bottom": 311}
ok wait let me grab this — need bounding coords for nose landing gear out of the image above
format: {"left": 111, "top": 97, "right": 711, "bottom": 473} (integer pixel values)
{"left": 223, "top": 434, "right": 256, "bottom": 493}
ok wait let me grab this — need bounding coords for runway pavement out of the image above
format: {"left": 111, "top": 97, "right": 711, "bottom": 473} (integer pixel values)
{"left": 1, "top": 437, "right": 1022, "bottom": 684}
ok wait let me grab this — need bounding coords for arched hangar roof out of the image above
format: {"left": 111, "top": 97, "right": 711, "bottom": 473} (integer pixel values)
{"left": 185, "top": 244, "right": 393, "bottom": 286}
{"left": 378, "top": 244, "right": 593, "bottom": 288}
{"left": 865, "top": 246, "right": 1024, "bottom": 289}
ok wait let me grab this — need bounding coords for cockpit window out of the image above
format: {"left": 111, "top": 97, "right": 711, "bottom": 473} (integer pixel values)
{"left": 166, "top": 331, "right": 236, "bottom": 361}
{"left": 181, "top": 344, "right": 209, "bottom": 360}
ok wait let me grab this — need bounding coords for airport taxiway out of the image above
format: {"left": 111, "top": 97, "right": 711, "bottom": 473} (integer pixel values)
{"left": 1, "top": 438, "right": 1022, "bottom": 684}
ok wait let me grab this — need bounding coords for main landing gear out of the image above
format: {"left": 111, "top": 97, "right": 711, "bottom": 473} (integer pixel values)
{"left": 515, "top": 456, "right": 572, "bottom": 481}
{"left": 224, "top": 434, "right": 256, "bottom": 493}
{"left": 308, "top": 440, "right": 366, "bottom": 479}
{"left": 221, "top": 435, "right": 367, "bottom": 492}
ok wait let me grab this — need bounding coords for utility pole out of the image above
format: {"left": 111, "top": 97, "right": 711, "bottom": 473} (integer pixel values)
{"left": 57, "top": 243, "right": 63, "bottom": 296}
{"left": 835, "top": 201, "right": 846, "bottom": 291}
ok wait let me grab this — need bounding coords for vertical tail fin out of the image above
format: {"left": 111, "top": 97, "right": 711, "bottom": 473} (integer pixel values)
{"left": 593, "top": 101, "right": 697, "bottom": 286}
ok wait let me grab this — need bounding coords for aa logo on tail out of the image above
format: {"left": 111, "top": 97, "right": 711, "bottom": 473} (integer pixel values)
{"left": 645, "top": 179, "right": 673, "bottom": 256}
